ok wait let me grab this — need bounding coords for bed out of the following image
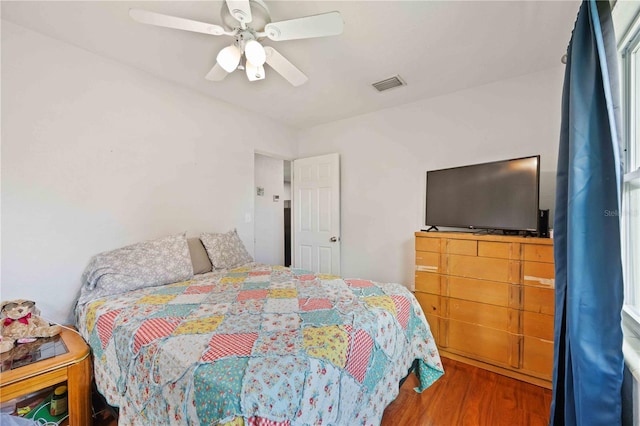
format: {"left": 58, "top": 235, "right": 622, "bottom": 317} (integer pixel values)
{"left": 75, "top": 233, "right": 443, "bottom": 426}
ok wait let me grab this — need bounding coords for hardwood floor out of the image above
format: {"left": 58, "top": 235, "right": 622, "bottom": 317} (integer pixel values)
{"left": 94, "top": 357, "right": 552, "bottom": 426}
{"left": 381, "top": 357, "right": 552, "bottom": 426}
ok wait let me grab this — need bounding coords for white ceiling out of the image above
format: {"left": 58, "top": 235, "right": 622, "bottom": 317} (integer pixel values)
{"left": 1, "top": 1, "right": 580, "bottom": 129}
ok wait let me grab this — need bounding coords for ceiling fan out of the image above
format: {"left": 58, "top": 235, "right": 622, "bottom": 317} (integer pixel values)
{"left": 129, "top": 0, "right": 344, "bottom": 86}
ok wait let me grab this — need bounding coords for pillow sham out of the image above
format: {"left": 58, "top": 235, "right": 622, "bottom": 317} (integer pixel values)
{"left": 200, "top": 229, "right": 253, "bottom": 269}
{"left": 77, "top": 233, "right": 193, "bottom": 305}
{"left": 187, "top": 237, "right": 213, "bottom": 275}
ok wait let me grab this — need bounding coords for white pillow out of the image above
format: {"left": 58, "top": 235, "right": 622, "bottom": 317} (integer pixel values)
{"left": 200, "top": 229, "right": 253, "bottom": 269}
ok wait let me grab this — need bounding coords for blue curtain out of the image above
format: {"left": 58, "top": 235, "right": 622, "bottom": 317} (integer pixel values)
{"left": 551, "top": 1, "right": 624, "bottom": 425}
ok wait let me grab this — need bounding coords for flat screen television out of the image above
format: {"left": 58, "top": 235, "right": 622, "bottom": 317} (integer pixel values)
{"left": 425, "top": 155, "right": 540, "bottom": 232}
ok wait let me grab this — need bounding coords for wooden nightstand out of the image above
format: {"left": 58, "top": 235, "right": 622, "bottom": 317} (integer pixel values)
{"left": 0, "top": 328, "right": 92, "bottom": 425}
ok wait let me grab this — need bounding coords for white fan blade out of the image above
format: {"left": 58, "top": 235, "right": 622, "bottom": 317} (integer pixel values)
{"left": 129, "top": 9, "right": 228, "bottom": 36}
{"left": 205, "top": 63, "right": 229, "bottom": 81}
{"left": 226, "top": 0, "right": 252, "bottom": 24}
{"left": 264, "top": 46, "right": 308, "bottom": 87}
{"left": 265, "top": 11, "right": 343, "bottom": 41}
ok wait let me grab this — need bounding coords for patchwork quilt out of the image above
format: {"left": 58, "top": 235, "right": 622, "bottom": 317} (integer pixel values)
{"left": 76, "top": 264, "right": 443, "bottom": 426}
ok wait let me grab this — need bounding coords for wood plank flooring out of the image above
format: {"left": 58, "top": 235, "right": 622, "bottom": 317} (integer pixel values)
{"left": 94, "top": 357, "right": 552, "bottom": 426}
{"left": 381, "top": 357, "right": 552, "bottom": 426}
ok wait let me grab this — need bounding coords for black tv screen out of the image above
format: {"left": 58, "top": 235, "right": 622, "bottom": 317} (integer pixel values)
{"left": 425, "top": 155, "right": 540, "bottom": 232}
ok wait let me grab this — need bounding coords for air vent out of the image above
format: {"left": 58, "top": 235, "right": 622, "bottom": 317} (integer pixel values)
{"left": 372, "top": 75, "right": 406, "bottom": 92}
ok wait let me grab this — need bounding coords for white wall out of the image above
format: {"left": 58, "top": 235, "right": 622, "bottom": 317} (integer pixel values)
{"left": 1, "top": 21, "right": 297, "bottom": 323}
{"left": 297, "top": 66, "right": 564, "bottom": 288}
{"left": 254, "top": 154, "right": 284, "bottom": 266}
{"left": 0, "top": 19, "right": 565, "bottom": 322}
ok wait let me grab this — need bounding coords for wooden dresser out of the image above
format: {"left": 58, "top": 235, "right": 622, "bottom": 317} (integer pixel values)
{"left": 414, "top": 231, "right": 555, "bottom": 388}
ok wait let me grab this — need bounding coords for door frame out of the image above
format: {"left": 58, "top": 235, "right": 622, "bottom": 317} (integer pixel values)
{"left": 253, "top": 151, "right": 294, "bottom": 266}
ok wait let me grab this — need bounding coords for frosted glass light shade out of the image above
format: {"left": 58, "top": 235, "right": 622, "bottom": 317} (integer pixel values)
{"left": 244, "top": 40, "right": 266, "bottom": 66}
{"left": 216, "top": 45, "right": 241, "bottom": 73}
{"left": 246, "top": 60, "right": 265, "bottom": 81}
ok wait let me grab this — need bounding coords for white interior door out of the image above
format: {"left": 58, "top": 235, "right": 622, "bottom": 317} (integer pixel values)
{"left": 293, "top": 153, "right": 340, "bottom": 275}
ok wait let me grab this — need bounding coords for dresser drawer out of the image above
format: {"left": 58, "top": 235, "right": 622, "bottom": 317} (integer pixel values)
{"left": 445, "top": 319, "right": 517, "bottom": 368}
{"left": 447, "top": 298, "right": 515, "bottom": 332}
{"left": 416, "top": 237, "right": 441, "bottom": 252}
{"left": 445, "top": 276, "right": 511, "bottom": 307}
{"left": 523, "top": 286, "right": 554, "bottom": 315}
{"left": 521, "top": 336, "right": 554, "bottom": 380}
{"left": 414, "top": 292, "right": 442, "bottom": 316}
{"left": 448, "top": 254, "right": 520, "bottom": 283}
{"left": 415, "top": 271, "right": 441, "bottom": 294}
{"left": 478, "top": 241, "right": 517, "bottom": 259}
{"left": 522, "top": 311, "right": 554, "bottom": 340}
{"left": 445, "top": 239, "right": 477, "bottom": 256}
{"left": 523, "top": 244, "right": 554, "bottom": 263}
{"left": 416, "top": 251, "right": 440, "bottom": 272}
{"left": 523, "top": 261, "right": 555, "bottom": 287}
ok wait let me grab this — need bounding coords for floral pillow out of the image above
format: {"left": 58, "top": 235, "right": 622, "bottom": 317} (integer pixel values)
{"left": 200, "top": 229, "right": 253, "bottom": 269}
{"left": 77, "top": 233, "right": 193, "bottom": 305}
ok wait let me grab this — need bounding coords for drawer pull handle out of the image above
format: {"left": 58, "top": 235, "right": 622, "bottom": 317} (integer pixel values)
{"left": 524, "top": 275, "right": 555, "bottom": 288}
{"left": 416, "top": 265, "right": 438, "bottom": 272}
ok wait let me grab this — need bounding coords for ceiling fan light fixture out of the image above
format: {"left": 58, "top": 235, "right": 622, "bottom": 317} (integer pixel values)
{"left": 246, "top": 60, "right": 265, "bottom": 81}
{"left": 244, "top": 40, "right": 266, "bottom": 66}
{"left": 130, "top": 1, "right": 344, "bottom": 87}
{"left": 216, "top": 45, "right": 242, "bottom": 73}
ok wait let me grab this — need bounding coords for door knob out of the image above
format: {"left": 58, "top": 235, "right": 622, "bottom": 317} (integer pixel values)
{"left": 330, "top": 236, "right": 339, "bottom": 242}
